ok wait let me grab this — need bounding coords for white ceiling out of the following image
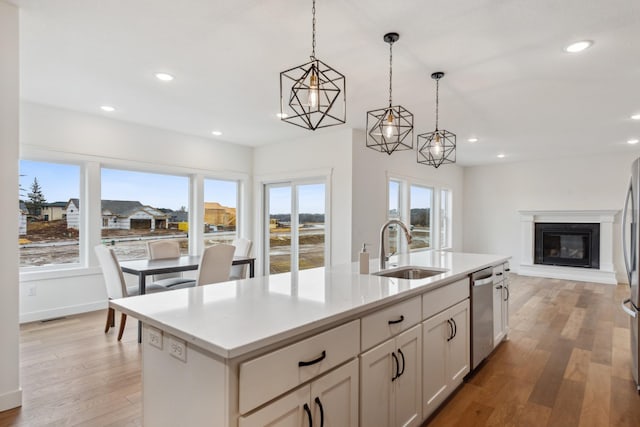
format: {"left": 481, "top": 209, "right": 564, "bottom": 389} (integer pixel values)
{"left": 14, "top": 0, "right": 640, "bottom": 166}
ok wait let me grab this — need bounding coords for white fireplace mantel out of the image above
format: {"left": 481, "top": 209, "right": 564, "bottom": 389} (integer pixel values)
{"left": 518, "top": 210, "right": 619, "bottom": 284}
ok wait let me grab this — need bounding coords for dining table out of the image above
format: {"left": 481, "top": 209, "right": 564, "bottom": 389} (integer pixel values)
{"left": 120, "top": 254, "right": 256, "bottom": 342}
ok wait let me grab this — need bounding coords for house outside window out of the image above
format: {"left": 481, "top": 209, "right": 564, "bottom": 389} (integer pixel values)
{"left": 204, "top": 178, "right": 239, "bottom": 247}
{"left": 101, "top": 168, "right": 188, "bottom": 261}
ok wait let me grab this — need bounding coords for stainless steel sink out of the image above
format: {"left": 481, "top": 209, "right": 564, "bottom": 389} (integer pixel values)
{"left": 373, "top": 266, "right": 448, "bottom": 280}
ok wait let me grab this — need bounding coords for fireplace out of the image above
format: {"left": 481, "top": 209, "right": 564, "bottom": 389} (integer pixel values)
{"left": 534, "top": 223, "right": 600, "bottom": 269}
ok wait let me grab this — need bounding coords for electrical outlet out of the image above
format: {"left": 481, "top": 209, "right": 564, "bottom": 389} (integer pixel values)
{"left": 147, "top": 327, "right": 163, "bottom": 350}
{"left": 28, "top": 285, "right": 37, "bottom": 296}
{"left": 168, "top": 336, "right": 187, "bottom": 362}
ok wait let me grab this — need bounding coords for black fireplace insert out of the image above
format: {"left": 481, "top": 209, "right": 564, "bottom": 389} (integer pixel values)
{"left": 534, "top": 223, "right": 600, "bottom": 269}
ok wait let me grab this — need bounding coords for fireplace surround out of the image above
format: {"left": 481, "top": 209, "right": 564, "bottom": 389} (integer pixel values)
{"left": 519, "top": 210, "right": 618, "bottom": 284}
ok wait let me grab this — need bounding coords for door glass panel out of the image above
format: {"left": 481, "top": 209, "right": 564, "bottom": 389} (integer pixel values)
{"left": 409, "top": 185, "right": 433, "bottom": 250}
{"left": 440, "top": 189, "right": 452, "bottom": 249}
{"left": 268, "top": 185, "right": 292, "bottom": 274}
{"left": 298, "top": 183, "right": 325, "bottom": 270}
{"left": 388, "top": 180, "right": 401, "bottom": 254}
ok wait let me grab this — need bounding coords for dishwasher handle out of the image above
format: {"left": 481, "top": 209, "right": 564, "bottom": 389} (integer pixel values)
{"left": 473, "top": 276, "right": 494, "bottom": 286}
{"left": 622, "top": 299, "right": 638, "bottom": 318}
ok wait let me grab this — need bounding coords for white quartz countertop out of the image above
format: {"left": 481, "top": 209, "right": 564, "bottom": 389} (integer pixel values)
{"left": 111, "top": 251, "right": 509, "bottom": 359}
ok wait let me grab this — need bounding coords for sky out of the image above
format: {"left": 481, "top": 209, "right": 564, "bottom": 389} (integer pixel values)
{"left": 19, "top": 161, "right": 238, "bottom": 212}
{"left": 19, "top": 160, "right": 325, "bottom": 213}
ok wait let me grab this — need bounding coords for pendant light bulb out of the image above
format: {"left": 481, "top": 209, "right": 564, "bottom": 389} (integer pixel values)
{"left": 383, "top": 111, "right": 396, "bottom": 138}
{"left": 430, "top": 133, "right": 443, "bottom": 157}
{"left": 308, "top": 72, "right": 319, "bottom": 108}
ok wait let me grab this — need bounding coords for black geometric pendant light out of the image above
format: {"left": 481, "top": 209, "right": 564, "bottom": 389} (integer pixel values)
{"left": 366, "top": 32, "right": 414, "bottom": 155}
{"left": 417, "top": 72, "right": 456, "bottom": 168}
{"left": 279, "top": 0, "right": 346, "bottom": 131}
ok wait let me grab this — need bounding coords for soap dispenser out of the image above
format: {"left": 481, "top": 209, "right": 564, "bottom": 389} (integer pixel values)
{"left": 359, "top": 243, "right": 369, "bottom": 274}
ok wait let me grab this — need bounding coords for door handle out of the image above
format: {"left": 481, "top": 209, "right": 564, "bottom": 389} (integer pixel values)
{"left": 303, "top": 403, "right": 313, "bottom": 427}
{"left": 391, "top": 351, "right": 400, "bottom": 381}
{"left": 504, "top": 286, "right": 510, "bottom": 302}
{"left": 622, "top": 299, "right": 637, "bottom": 318}
{"left": 451, "top": 318, "right": 457, "bottom": 339}
{"left": 623, "top": 178, "right": 633, "bottom": 284}
{"left": 397, "top": 348, "right": 405, "bottom": 378}
{"left": 446, "top": 319, "right": 454, "bottom": 341}
{"left": 314, "top": 397, "right": 324, "bottom": 427}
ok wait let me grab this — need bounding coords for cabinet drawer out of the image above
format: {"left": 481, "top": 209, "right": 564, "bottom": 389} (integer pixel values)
{"left": 493, "top": 264, "right": 505, "bottom": 281}
{"left": 239, "top": 319, "right": 360, "bottom": 414}
{"left": 361, "top": 296, "right": 421, "bottom": 351}
{"left": 422, "top": 278, "right": 470, "bottom": 320}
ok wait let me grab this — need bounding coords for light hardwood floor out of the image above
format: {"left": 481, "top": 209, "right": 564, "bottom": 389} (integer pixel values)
{"left": 1, "top": 274, "right": 640, "bottom": 426}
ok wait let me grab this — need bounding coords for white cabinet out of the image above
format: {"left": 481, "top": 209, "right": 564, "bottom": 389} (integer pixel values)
{"left": 240, "top": 359, "right": 359, "bottom": 427}
{"left": 360, "top": 325, "right": 422, "bottom": 427}
{"left": 492, "top": 263, "right": 510, "bottom": 348}
{"left": 422, "top": 299, "right": 470, "bottom": 419}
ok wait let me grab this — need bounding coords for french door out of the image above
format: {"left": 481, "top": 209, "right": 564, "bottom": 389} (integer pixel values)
{"left": 265, "top": 180, "right": 327, "bottom": 275}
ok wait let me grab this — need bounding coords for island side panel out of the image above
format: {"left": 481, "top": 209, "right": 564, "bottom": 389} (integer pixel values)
{"left": 142, "top": 324, "right": 236, "bottom": 427}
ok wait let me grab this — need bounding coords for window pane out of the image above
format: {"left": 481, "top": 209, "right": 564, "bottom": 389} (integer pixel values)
{"left": 101, "top": 169, "right": 188, "bottom": 261}
{"left": 204, "top": 179, "right": 238, "bottom": 247}
{"left": 298, "top": 183, "right": 325, "bottom": 271}
{"left": 19, "top": 160, "right": 80, "bottom": 267}
{"left": 268, "top": 185, "right": 292, "bottom": 274}
{"left": 387, "top": 180, "right": 401, "bottom": 254}
{"left": 440, "top": 189, "right": 452, "bottom": 249}
{"left": 409, "top": 185, "right": 433, "bottom": 250}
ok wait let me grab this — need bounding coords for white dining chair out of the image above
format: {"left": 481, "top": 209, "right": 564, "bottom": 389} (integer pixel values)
{"left": 197, "top": 244, "right": 236, "bottom": 286}
{"left": 95, "top": 245, "right": 167, "bottom": 340}
{"left": 147, "top": 240, "right": 196, "bottom": 288}
{"left": 229, "top": 238, "right": 253, "bottom": 280}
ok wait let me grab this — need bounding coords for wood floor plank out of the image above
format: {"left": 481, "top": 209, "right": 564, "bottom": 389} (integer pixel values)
{"left": 578, "top": 362, "right": 611, "bottom": 427}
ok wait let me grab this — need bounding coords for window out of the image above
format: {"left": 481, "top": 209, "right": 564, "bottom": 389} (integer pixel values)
{"left": 204, "top": 178, "right": 239, "bottom": 247}
{"left": 387, "top": 177, "right": 450, "bottom": 252}
{"left": 409, "top": 185, "right": 433, "bottom": 250}
{"left": 19, "top": 160, "right": 80, "bottom": 268}
{"left": 101, "top": 168, "right": 188, "bottom": 261}
{"left": 440, "top": 189, "right": 452, "bottom": 249}
{"left": 265, "top": 180, "right": 327, "bottom": 275}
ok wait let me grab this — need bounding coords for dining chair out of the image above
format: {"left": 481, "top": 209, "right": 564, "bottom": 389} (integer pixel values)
{"left": 94, "top": 245, "right": 167, "bottom": 341}
{"left": 147, "top": 240, "right": 196, "bottom": 289}
{"left": 196, "top": 244, "right": 236, "bottom": 286}
{"left": 229, "top": 238, "right": 253, "bottom": 280}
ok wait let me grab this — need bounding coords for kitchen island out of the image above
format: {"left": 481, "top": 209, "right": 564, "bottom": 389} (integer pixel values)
{"left": 111, "top": 251, "right": 509, "bottom": 427}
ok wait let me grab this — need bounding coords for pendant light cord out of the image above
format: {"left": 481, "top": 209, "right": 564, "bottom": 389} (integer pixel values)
{"left": 388, "top": 41, "right": 393, "bottom": 107}
{"left": 435, "top": 77, "right": 439, "bottom": 130}
{"left": 311, "top": 0, "right": 316, "bottom": 60}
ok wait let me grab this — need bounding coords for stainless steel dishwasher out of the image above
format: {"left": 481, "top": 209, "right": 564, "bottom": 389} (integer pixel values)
{"left": 471, "top": 267, "right": 494, "bottom": 370}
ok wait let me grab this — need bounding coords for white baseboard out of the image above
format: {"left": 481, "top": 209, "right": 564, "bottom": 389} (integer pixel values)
{"left": 20, "top": 300, "right": 106, "bottom": 324}
{"left": 0, "top": 388, "right": 22, "bottom": 412}
{"left": 519, "top": 263, "right": 617, "bottom": 285}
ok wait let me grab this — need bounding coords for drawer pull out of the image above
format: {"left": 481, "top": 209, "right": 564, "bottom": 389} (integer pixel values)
{"left": 314, "top": 397, "right": 324, "bottom": 427}
{"left": 303, "top": 403, "right": 313, "bottom": 427}
{"left": 496, "top": 272, "right": 503, "bottom": 276}
{"left": 388, "top": 315, "right": 405, "bottom": 325}
{"left": 298, "top": 350, "right": 326, "bottom": 367}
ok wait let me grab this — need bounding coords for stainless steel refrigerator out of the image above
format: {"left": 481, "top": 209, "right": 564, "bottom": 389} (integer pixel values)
{"left": 622, "top": 158, "right": 640, "bottom": 392}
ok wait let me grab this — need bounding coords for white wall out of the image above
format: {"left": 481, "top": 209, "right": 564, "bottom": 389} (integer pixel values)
{"left": 0, "top": 0, "right": 22, "bottom": 411}
{"left": 463, "top": 151, "right": 640, "bottom": 282}
{"left": 351, "top": 129, "right": 465, "bottom": 261}
{"left": 19, "top": 102, "right": 253, "bottom": 322}
{"left": 253, "top": 128, "right": 353, "bottom": 271}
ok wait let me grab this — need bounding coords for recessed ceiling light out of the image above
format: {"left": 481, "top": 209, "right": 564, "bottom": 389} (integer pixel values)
{"left": 628, "top": 139, "right": 639, "bottom": 145}
{"left": 564, "top": 40, "right": 593, "bottom": 53}
{"left": 211, "top": 130, "right": 222, "bottom": 136}
{"left": 467, "top": 137, "right": 479, "bottom": 143}
{"left": 631, "top": 114, "right": 640, "bottom": 120}
{"left": 155, "top": 72, "right": 174, "bottom": 82}
{"left": 497, "top": 153, "right": 506, "bottom": 158}
{"left": 277, "top": 113, "right": 288, "bottom": 119}
{"left": 100, "top": 105, "right": 115, "bottom": 112}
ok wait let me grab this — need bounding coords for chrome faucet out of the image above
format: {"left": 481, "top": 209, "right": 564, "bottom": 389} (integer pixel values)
{"left": 379, "top": 219, "right": 412, "bottom": 270}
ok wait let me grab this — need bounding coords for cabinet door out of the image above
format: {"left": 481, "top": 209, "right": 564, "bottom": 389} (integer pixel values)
{"left": 360, "top": 339, "right": 395, "bottom": 427}
{"left": 394, "top": 325, "right": 422, "bottom": 427}
{"left": 239, "top": 386, "right": 309, "bottom": 427}
{"left": 422, "top": 309, "right": 451, "bottom": 419}
{"left": 448, "top": 299, "right": 470, "bottom": 386}
{"left": 311, "top": 359, "right": 359, "bottom": 427}
{"left": 493, "top": 281, "right": 505, "bottom": 347}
